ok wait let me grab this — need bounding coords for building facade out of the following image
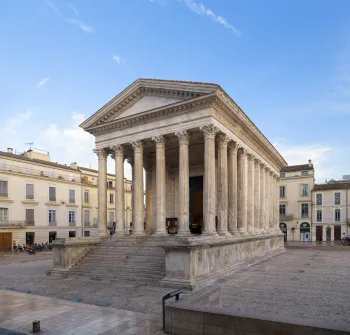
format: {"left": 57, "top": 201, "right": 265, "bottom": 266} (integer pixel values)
{"left": 0, "top": 149, "right": 131, "bottom": 251}
{"left": 279, "top": 161, "right": 315, "bottom": 242}
{"left": 312, "top": 182, "right": 350, "bottom": 242}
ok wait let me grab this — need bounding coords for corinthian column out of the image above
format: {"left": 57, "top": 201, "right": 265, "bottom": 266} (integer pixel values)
{"left": 131, "top": 140, "right": 145, "bottom": 235}
{"left": 228, "top": 142, "right": 239, "bottom": 235}
{"left": 237, "top": 148, "right": 248, "bottom": 235}
{"left": 247, "top": 153, "right": 255, "bottom": 233}
{"left": 259, "top": 163, "right": 265, "bottom": 233}
{"left": 144, "top": 162, "right": 153, "bottom": 234}
{"left": 112, "top": 145, "right": 125, "bottom": 236}
{"left": 152, "top": 135, "right": 167, "bottom": 235}
{"left": 269, "top": 171, "right": 274, "bottom": 231}
{"left": 127, "top": 158, "right": 134, "bottom": 230}
{"left": 217, "top": 133, "right": 230, "bottom": 236}
{"left": 274, "top": 174, "right": 280, "bottom": 232}
{"left": 94, "top": 148, "right": 108, "bottom": 236}
{"left": 254, "top": 159, "right": 261, "bottom": 233}
{"left": 264, "top": 167, "right": 270, "bottom": 232}
{"left": 176, "top": 130, "right": 191, "bottom": 236}
{"left": 200, "top": 124, "right": 218, "bottom": 235}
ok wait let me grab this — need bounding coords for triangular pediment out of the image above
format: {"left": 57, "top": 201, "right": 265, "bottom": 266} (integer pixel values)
{"left": 80, "top": 78, "right": 219, "bottom": 130}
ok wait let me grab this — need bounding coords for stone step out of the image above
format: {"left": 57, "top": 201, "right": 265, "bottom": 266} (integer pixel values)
{"left": 73, "top": 261, "right": 164, "bottom": 268}
{"left": 69, "top": 268, "right": 165, "bottom": 276}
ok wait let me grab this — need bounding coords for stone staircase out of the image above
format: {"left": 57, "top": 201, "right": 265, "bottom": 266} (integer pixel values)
{"left": 68, "top": 236, "right": 166, "bottom": 284}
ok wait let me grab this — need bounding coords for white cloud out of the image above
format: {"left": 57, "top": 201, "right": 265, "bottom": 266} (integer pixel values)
{"left": 46, "top": 1, "right": 60, "bottom": 14}
{"left": 179, "top": 0, "right": 241, "bottom": 36}
{"left": 37, "top": 77, "right": 51, "bottom": 88}
{"left": 4, "top": 109, "right": 33, "bottom": 134}
{"left": 68, "top": 19, "right": 94, "bottom": 33}
{"left": 66, "top": 3, "right": 79, "bottom": 15}
{"left": 112, "top": 54, "right": 121, "bottom": 64}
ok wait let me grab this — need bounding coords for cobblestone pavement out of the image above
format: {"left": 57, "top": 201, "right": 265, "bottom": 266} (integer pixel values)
{"left": 0, "top": 255, "right": 179, "bottom": 316}
{"left": 220, "top": 248, "right": 350, "bottom": 325}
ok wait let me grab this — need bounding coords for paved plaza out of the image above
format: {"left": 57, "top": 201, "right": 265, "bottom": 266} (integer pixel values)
{"left": 0, "top": 248, "right": 350, "bottom": 333}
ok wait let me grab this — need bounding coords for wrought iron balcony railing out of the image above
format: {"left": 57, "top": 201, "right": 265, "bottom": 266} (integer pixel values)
{"left": 279, "top": 214, "right": 294, "bottom": 221}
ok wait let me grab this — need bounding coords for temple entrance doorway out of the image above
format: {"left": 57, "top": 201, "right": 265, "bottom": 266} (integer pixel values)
{"left": 189, "top": 176, "right": 203, "bottom": 234}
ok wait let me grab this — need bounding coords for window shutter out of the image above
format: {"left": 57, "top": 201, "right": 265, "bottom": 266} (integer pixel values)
{"left": 69, "top": 189, "right": 75, "bottom": 203}
{"left": 26, "top": 184, "right": 34, "bottom": 199}
{"left": 335, "top": 193, "right": 340, "bottom": 205}
{"left": 0, "top": 181, "right": 8, "bottom": 197}
{"left": 49, "top": 187, "right": 56, "bottom": 201}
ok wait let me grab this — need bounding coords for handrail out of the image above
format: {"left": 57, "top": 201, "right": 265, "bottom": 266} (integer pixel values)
{"left": 162, "top": 288, "right": 184, "bottom": 330}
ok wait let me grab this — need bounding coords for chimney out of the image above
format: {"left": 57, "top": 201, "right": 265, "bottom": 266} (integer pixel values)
{"left": 7, "top": 148, "right": 13, "bottom": 154}
{"left": 70, "top": 162, "right": 78, "bottom": 170}
{"left": 308, "top": 159, "right": 312, "bottom": 167}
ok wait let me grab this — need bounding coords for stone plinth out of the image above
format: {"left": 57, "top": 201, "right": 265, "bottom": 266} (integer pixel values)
{"left": 51, "top": 237, "right": 101, "bottom": 277}
{"left": 161, "top": 233, "right": 284, "bottom": 290}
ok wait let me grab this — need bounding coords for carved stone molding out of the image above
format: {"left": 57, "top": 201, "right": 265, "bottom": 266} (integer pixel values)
{"left": 200, "top": 124, "right": 219, "bottom": 139}
{"left": 152, "top": 135, "right": 165, "bottom": 148}
{"left": 93, "top": 148, "right": 108, "bottom": 159}
{"left": 217, "top": 133, "right": 230, "bottom": 148}
{"left": 131, "top": 140, "right": 143, "bottom": 153}
{"left": 175, "top": 130, "right": 189, "bottom": 145}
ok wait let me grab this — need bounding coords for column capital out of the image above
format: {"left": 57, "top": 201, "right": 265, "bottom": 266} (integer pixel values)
{"left": 238, "top": 147, "right": 248, "bottom": 155}
{"left": 175, "top": 130, "right": 189, "bottom": 145}
{"left": 269, "top": 170, "right": 274, "bottom": 176}
{"left": 228, "top": 141, "right": 240, "bottom": 154}
{"left": 200, "top": 124, "right": 219, "bottom": 139}
{"left": 217, "top": 133, "right": 230, "bottom": 148}
{"left": 254, "top": 158, "right": 262, "bottom": 165}
{"left": 152, "top": 135, "right": 165, "bottom": 148}
{"left": 131, "top": 140, "right": 143, "bottom": 152}
{"left": 247, "top": 153, "right": 255, "bottom": 161}
{"left": 264, "top": 166, "right": 271, "bottom": 173}
{"left": 111, "top": 144, "right": 123, "bottom": 156}
{"left": 93, "top": 148, "right": 108, "bottom": 159}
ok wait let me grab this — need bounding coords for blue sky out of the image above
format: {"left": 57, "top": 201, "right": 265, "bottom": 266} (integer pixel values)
{"left": 1, "top": 0, "right": 349, "bottom": 182}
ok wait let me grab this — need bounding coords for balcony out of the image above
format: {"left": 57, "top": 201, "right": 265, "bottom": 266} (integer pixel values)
{"left": 25, "top": 221, "right": 35, "bottom": 226}
{"left": 0, "top": 220, "right": 26, "bottom": 228}
{"left": 279, "top": 214, "right": 294, "bottom": 221}
{"left": 301, "top": 213, "right": 309, "bottom": 218}
{"left": 69, "top": 221, "right": 76, "bottom": 226}
{"left": 84, "top": 221, "right": 90, "bottom": 227}
{"left": 49, "top": 221, "right": 57, "bottom": 226}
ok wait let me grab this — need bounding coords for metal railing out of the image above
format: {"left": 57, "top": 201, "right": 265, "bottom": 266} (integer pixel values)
{"left": 279, "top": 214, "right": 294, "bottom": 221}
{"left": 301, "top": 213, "right": 309, "bottom": 218}
{"left": 49, "top": 221, "right": 57, "bottom": 226}
{"left": 84, "top": 221, "right": 90, "bottom": 227}
{"left": 162, "top": 289, "right": 185, "bottom": 330}
{"left": 0, "top": 220, "right": 26, "bottom": 227}
{"left": 69, "top": 221, "right": 76, "bottom": 226}
{"left": 25, "top": 221, "right": 35, "bottom": 226}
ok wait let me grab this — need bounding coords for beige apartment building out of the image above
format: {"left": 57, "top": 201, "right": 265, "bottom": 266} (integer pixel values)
{"left": 0, "top": 148, "right": 132, "bottom": 251}
{"left": 279, "top": 161, "right": 315, "bottom": 242}
{"left": 312, "top": 181, "right": 350, "bottom": 242}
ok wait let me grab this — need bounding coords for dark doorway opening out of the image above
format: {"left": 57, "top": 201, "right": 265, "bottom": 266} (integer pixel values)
{"left": 26, "top": 232, "right": 35, "bottom": 246}
{"left": 189, "top": 176, "right": 203, "bottom": 234}
{"left": 69, "top": 231, "right": 76, "bottom": 238}
{"left": 316, "top": 226, "right": 323, "bottom": 242}
{"left": 49, "top": 231, "right": 57, "bottom": 243}
{"left": 334, "top": 225, "right": 341, "bottom": 241}
{"left": 326, "top": 227, "right": 331, "bottom": 242}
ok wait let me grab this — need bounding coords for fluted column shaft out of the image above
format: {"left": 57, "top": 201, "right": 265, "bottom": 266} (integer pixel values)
{"left": 95, "top": 149, "right": 108, "bottom": 236}
{"left": 237, "top": 148, "right": 248, "bottom": 234}
{"left": 201, "top": 124, "right": 218, "bottom": 235}
{"left": 153, "top": 135, "right": 167, "bottom": 235}
{"left": 217, "top": 134, "right": 229, "bottom": 236}
{"left": 254, "top": 160, "right": 260, "bottom": 232}
{"left": 132, "top": 141, "right": 145, "bottom": 235}
{"left": 259, "top": 164, "right": 265, "bottom": 232}
{"left": 274, "top": 175, "right": 279, "bottom": 231}
{"left": 264, "top": 167, "right": 270, "bottom": 231}
{"left": 114, "top": 145, "right": 125, "bottom": 235}
{"left": 228, "top": 142, "right": 239, "bottom": 234}
{"left": 145, "top": 166, "right": 153, "bottom": 233}
{"left": 269, "top": 171, "right": 274, "bottom": 231}
{"left": 176, "top": 130, "right": 191, "bottom": 236}
{"left": 247, "top": 154, "right": 255, "bottom": 233}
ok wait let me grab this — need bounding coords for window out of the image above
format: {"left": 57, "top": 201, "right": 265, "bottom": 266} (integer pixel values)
{"left": 49, "top": 187, "right": 56, "bottom": 201}
{"left": 25, "top": 209, "right": 34, "bottom": 225}
{"left": 109, "top": 193, "right": 114, "bottom": 204}
{"left": 334, "top": 192, "right": 341, "bottom": 205}
{"left": 316, "top": 193, "right": 322, "bottom": 206}
{"left": 316, "top": 210, "right": 322, "bottom": 222}
{"left": 301, "top": 171, "right": 308, "bottom": 176}
{"left": 69, "top": 189, "right": 75, "bottom": 203}
{"left": 84, "top": 231, "right": 90, "bottom": 237}
{"left": 301, "top": 184, "right": 309, "bottom": 197}
{"left": 69, "top": 211, "right": 75, "bottom": 224}
{"left": 109, "top": 211, "right": 114, "bottom": 224}
{"left": 280, "top": 186, "right": 286, "bottom": 198}
{"left": 279, "top": 204, "right": 286, "bottom": 215}
{"left": 69, "top": 231, "right": 76, "bottom": 238}
{"left": 0, "top": 207, "right": 9, "bottom": 223}
{"left": 280, "top": 173, "right": 285, "bottom": 178}
{"left": 26, "top": 183, "right": 34, "bottom": 200}
{"left": 301, "top": 203, "right": 309, "bottom": 218}
{"left": 84, "top": 210, "right": 90, "bottom": 226}
{"left": 49, "top": 210, "right": 56, "bottom": 225}
{"left": 0, "top": 180, "right": 8, "bottom": 197}
{"left": 108, "top": 181, "right": 113, "bottom": 188}
{"left": 335, "top": 209, "right": 341, "bottom": 221}
{"left": 84, "top": 190, "right": 89, "bottom": 203}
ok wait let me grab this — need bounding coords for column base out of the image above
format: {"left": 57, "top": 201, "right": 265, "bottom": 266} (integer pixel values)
{"left": 153, "top": 231, "right": 168, "bottom": 236}
{"left": 202, "top": 230, "right": 218, "bottom": 236}
{"left": 177, "top": 230, "right": 192, "bottom": 237}
{"left": 115, "top": 231, "right": 126, "bottom": 236}
{"left": 238, "top": 229, "right": 248, "bottom": 236}
{"left": 132, "top": 231, "right": 146, "bottom": 236}
{"left": 217, "top": 230, "right": 231, "bottom": 236}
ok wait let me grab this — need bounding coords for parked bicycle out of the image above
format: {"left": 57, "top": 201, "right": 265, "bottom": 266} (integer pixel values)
{"left": 340, "top": 236, "right": 350, "bottom": 246}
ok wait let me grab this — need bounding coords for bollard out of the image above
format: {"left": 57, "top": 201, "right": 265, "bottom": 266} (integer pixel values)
{"left": 33, "top": 320, "right": 40, "bottom": 333}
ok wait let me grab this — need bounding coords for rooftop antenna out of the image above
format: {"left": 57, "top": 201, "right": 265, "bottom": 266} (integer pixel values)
{"left": 25, "top": 142, "right": 34, "bottom": 151}
{"left": 24, "top": 142, "right": 49, "bottom": 155}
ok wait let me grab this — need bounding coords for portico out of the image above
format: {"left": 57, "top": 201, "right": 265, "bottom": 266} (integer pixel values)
{"left": 81, "top": 78, "right": 287, "bottom": 289}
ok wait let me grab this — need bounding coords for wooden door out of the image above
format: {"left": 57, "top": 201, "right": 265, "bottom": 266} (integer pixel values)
{"left": 0, "top": 233, "right": 12, "bottom": 251}
{"left": 334, "top": 225, "right": 341, "bottom": 241}
{"left": 316, "top": 226, "right": 323, "bottom": 242}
